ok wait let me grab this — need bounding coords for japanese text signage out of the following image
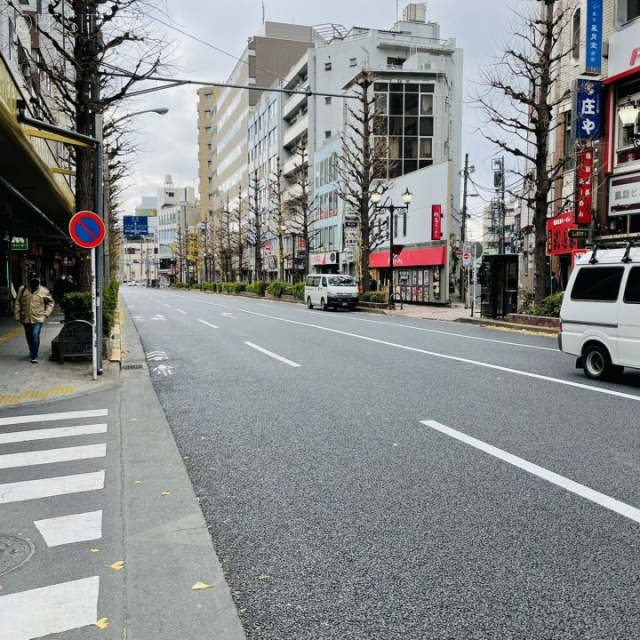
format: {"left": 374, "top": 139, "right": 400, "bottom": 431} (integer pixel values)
{"left": 431, "top": 204, "right": 442, "bottom": 241}
{"left": 608, "top": 171, "right": 640, "bottom": 216}
{"left": 123, "top": 216, "right": 149, "bottom": 237}
{"left": 576, "top": 148, "right": 594, "bottom": 225}
{"left": 585, "top": 0, "right": 603, "bottom": 75}
{"left": 576, "top": 79, "right": 602, "bottom": 139}
{"left": 546, "top": 213, "right": 578, "bottom": 256}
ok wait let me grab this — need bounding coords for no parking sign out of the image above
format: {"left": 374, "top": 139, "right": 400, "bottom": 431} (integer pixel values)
{"left": 69, "top": 211, "right": 105, "bottom": 249}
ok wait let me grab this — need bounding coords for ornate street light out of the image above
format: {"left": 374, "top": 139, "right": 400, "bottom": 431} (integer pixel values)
{"left": 370, "top": 187, "right": 412, "bottom": 308}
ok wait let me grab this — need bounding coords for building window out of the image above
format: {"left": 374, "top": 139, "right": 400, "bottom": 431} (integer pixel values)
{"left": 325, "top": 96, "right": 331, "bottom": 105}
{"left": 325, "top": 130, "right": 331, "bottom": 139}
{"left": 621, "top": 0, "right": 640, "bottom": 22}
{"left": 324, "top": 61, "right": 332, "bottom": 71}
{"left": 571, "top": 8, "right": 581, "bottom": 60}
{"left": 349, "top": 58, "right": 357, "bottom": 67}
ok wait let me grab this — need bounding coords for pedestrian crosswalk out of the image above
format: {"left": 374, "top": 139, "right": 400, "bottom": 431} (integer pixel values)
{"left": 0, "top": 407, "right": 109, "bottom": 640}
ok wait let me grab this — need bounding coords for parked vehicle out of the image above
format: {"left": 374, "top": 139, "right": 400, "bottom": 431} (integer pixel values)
{"left": 304, "top": 274, "right": 359, "bottom": 311}
{"left": 558, "top": 244, "right": 640, "bottom": 380}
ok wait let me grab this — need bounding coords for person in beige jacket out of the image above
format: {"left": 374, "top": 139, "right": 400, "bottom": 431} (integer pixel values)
{"left": 14, "top": 273, "right": 55, "bottom": 363}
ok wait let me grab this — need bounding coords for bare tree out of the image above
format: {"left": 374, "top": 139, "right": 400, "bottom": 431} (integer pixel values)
{"left": 337, "top": 70, "right": 391, "bottom": 293}
{"left": 9, "top": 0, "right": 171, "bottom": 287}
{"left": 268, "top": 158, "right": 290, "bottom": 281}
{"left": 286, "top": 134, "right": 314, "bottom": 277}
{"left": 474, "top": 0, "right": 574, "bottom": 303}
{"left": 247, "top": 171, "right": 268, "bottom": 282}
{"left": 216, "top": 197, "right": 234, "bottom": 282}
{"left": 232, "top": 186, "right": 247, "bottom": 281}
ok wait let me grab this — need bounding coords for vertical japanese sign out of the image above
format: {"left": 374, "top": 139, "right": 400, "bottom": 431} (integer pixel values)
{"left": 576, "top": 149, "right": 594, "bottom": 225}
{"left": 585, "top": 0, "right": 603, "bottom": 75}
{"left": 431, "top": 204, "right": 442, "bottom": 241}
{"left": 576, "top": 79, "right": 602, "bottom": 140}
{"left": 546, "top": 213, "right": 578, "bottom": 256}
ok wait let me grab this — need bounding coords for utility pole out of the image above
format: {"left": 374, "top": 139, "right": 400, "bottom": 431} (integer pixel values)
{"left": 493, "top": 157, "right": 506, "bottom": 253}
{"left": 460, "top": 153, "right": 474, "bottom": 305}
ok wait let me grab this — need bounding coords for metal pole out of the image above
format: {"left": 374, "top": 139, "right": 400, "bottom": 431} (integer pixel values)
{"left": 91, "top": 247, "right": 97, "bottom": 380}
{"left": 461, "top": 153, "right": 469, "bottom": 305}
{"left": 94, "top": 114, "right": 104, "bottom": 375}
{"left": 388, "top": 205, "right": 394, "bottom": 309}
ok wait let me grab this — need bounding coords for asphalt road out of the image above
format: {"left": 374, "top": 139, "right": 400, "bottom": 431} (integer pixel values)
{"left": 122, "top": 286, "right": 640, "bottom": 640}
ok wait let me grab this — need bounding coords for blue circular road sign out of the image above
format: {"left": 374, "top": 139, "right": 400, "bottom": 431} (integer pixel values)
{"left": 69, "top": 210, "right": 105, "bottom": 249}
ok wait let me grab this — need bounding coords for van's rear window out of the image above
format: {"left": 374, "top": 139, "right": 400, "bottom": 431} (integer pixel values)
{"left": 571, "top": 266, "right": 624, "bottom": 302}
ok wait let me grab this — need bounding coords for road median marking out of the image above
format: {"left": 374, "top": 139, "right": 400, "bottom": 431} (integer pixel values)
{"left": 422, "top": 420, "right": 640, "bottom": 525}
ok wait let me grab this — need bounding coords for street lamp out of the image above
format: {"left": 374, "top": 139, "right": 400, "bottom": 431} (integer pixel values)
{"left": 103, "top": 107, "right": 169, "bottom": 134}
{"left": 371, "top": 187, "right": 412, "bottom": 308}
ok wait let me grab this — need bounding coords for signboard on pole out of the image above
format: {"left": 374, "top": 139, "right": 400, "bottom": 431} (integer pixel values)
{"left": 123, "top": 215, "right": 149, "bottom": 237}
{"left": 69, "top": 211, "right": 105, "bottom": 249}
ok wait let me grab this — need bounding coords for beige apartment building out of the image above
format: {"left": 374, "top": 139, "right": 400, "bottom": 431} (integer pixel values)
{"left": 197, "top": 22, "right": 316, "bottom": 229}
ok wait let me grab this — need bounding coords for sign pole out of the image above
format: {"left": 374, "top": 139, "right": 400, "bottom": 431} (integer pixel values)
{"left": 91, "top": 247, "right": 98, "bottom": 380}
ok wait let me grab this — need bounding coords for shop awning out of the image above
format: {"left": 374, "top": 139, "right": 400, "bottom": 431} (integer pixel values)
{"left": 369, "top": 245, "right": 446, "bottom": 268}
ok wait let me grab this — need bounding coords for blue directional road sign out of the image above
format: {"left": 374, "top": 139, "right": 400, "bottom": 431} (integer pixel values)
{"left": 123, "top": 215, "right": 149, "bottom": 237}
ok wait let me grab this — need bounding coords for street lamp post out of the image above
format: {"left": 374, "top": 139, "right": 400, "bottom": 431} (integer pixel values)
{"left": 371, "top": 187, "right": 412, "bottom": 309}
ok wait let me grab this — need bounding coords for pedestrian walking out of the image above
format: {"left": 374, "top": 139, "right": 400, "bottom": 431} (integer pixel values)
{"left": 53, "top": 274, "right": 67, "bottom": 302}
{"left": 14, "top": 273, "right": 55, "bottom": 363}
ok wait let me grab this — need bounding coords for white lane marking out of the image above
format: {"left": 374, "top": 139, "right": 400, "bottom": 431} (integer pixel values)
{"left": 245, "top": 341, "right": 301, "bottom": 367}
{"left": 299, "top": 310, "right": 558, "bottom": 352}
{"left": 35, "top": 510, "right": 103, "bottom": 547}
{"left": 0, "top": 576, "right": 100, "bottom": 640}
{"left": 164, "top": 303, "right": 171, "bottom": 307}
{"left": 0, "top": 444, "right": 107, "bottom": 470}
{"left": 197, "top": 319, "right": 219, "bottom": 329}
{"left": 0, "top": 471, "right": 105, "bottom": 504}
{"left": 422, "top": 420, "right": 640, "bottom": 524}
{"left": 0, "top": 409, "right": 108, "bottom": 428}
{"left": 0, "top": 424, "right": 107, "bottom": 445}
{"left": 184, "top": 299, "right": 640, "bottom": 404}
{"left": 176, "top": 308, "right": 187, "bottom": 314}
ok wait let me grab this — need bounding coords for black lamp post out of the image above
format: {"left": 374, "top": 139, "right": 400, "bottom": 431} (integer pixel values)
{"left": 371, "top": 187, "right": 412, "bottom": 308}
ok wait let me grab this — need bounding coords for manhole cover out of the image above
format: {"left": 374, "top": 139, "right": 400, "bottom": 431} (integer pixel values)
{"left": 0, "top": 535, "right": 35, "bottom": 576}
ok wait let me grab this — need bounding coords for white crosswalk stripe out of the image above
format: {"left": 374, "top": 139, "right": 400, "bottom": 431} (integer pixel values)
{"left": 0, "top": 407, "right": 110, "bottom": 639}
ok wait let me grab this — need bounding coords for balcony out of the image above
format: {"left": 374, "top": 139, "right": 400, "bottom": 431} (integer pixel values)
{"left": 282, "top": 90, "right": 308, "bottom": 120}
{"left": 282, "top": 114, "right": 308, "bottom": 150}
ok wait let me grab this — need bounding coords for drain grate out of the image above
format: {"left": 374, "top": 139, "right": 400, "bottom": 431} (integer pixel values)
{"left": 122, "top": 363, "right": 144, "bottom": 370}
{"left": 0, "top": 535, "right": 35, "bottom": 576}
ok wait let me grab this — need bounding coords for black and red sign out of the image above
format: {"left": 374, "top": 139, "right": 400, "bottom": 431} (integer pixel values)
{"left": 575, "top": 149, "right": 594, "bottom": 225}
{"left": 69, "top": 210, "right": 105, "bottom": 249}
{"left": 431, "top": 204, "right": 442, "bottom": 241}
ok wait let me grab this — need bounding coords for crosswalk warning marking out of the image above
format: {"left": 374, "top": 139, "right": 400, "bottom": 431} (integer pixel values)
{"left": 0, "top": 444, "right": 106, "bottom": 470}
{"left": 0, "top": 471, "right": 105, "bottom": 504}
{"left": 0, "top": 408, "right": 108, "bottom": 427}
{"left": 34, "top": 510, "right": 103, "bottom": 547}
{"left": 0, "top": 576, "right": 100, "bottom": 640}
{"left": 0, "top": 423, "right": 108, "bottom": 445}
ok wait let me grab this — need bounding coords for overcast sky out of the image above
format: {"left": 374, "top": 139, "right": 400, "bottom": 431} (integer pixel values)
{"left": 117, "top": 0, "right": 520, "bottom": 221}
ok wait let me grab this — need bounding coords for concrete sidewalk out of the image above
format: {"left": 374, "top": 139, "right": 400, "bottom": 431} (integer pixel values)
{"left": 0, "top": 308, "right": 120, "bottom": 408}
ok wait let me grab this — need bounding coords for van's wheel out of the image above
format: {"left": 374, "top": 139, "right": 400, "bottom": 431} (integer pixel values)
{"left": 320, "top": 298, "right": 327, "bottom": 311}
{"left": 582, "top": 344, "right": 613, "bottom": 380}
{"left": 306, "top": 296, "right": 314, "bottom": 309}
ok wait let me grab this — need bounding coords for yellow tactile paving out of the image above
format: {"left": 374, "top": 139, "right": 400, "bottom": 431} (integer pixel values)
{"left": 0, "top": 395, "right": 23, "bottom": 405}
{"left": 21, "top": 390, "right": 51, "bottom": 399}
{"left": 49, "top": 386, "right": 76, "bottom": 395}
{"left": 0, "top": 327, "right": 22, "bottom": 344}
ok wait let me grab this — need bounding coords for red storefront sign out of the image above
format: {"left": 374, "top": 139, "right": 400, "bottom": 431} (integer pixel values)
{"left": 546, "top": 212, "right": 579, "bottom": 256}
{"left": 431, "top": 204, "right": 442, "bottom": 241}
{"left": 576, "top": 149, "right": 594, "bottom": 225}
{"left": 369, "top": 246, "right": 446, "bottom": 268}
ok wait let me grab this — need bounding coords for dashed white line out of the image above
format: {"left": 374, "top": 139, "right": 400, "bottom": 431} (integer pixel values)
{"left": 0, "top": 471, "right": 105, "bottom": 504}
{"left": 0, "top": 444, "right": 107, "bottom": 470}
{"left": 422, "top": 420, "right": 640, "bottom": 525}
{"left": 0, "top": 409, "right": 108, "bottom": 427}
{"left": 197, "top": 319, "right": 219, "bottom": 329}
{"left": 245, "top": 342, "right": 301, "bottom": 367}
{"left": 34, "top": 511, "right": 103, "bottom": 547}
{"left": 176, "top": 308, "right": 187, "bottom": 315}
{"left": 0, "top": 424, "right": 107, "bottom": 445}
{"left": 0, "top": 576, "right": 100, "bottom": 640}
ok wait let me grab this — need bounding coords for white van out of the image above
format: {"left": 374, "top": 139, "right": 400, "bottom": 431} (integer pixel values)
{"left": 304, "top": 274, "right": 359, "bottom": 311}
{"left": 558, "top": 244, "right": 640, "bottom": 380}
